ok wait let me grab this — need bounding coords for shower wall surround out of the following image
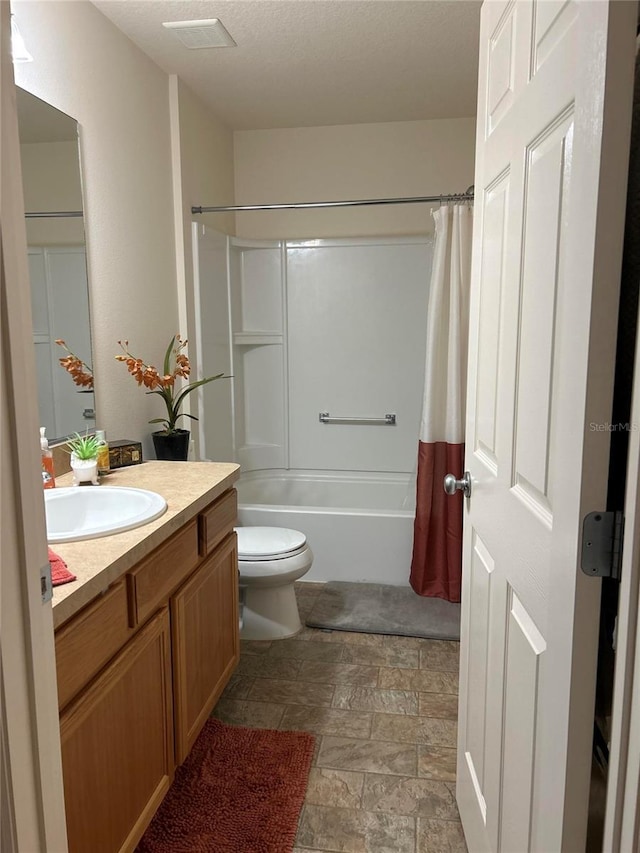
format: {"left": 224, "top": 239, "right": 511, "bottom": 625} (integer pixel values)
{"left": 287, "top": 238, "right": 431, "bottom": 473}
{"left": 195, "top": 227, "right": 433, "bottom": 476}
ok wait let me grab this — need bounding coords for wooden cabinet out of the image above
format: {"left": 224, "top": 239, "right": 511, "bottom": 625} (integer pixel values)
{"left": 172, "top": 533, "right": 239, "bottom": 762}
{"left": 60, "top": 609, "right": 174, "bottom": 853}
{"left": 127, "top": 519, "right": 200, "bottom": 627}
{"left": 55, "top": 580, "right": 135, "bottom": 711}
{"left": 55, "top": 488, "right": 239, "bottom": 853}
{"left": 198, "top": 488, "right": 237, "bottom": 556}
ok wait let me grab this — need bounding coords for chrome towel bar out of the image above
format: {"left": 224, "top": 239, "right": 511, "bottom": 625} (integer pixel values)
{"left": 319, "top": 412, "right": 397, "bottom": 426}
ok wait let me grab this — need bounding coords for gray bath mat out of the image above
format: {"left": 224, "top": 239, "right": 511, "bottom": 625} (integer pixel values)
{"left": 305, "top": 582, "right": 460, "bottom": 641}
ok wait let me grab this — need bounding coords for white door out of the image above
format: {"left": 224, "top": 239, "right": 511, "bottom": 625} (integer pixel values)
{"left": 457, "top": 2, "right": 636, "bottom": 851}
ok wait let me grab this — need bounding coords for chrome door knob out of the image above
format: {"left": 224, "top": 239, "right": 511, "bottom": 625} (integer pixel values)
{"left": 444, "top": 471, "right": 472, "bottom": 498}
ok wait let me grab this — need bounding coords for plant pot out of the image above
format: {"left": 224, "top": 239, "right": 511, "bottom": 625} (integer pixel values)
{"left": 152, "top": 429, "right": 190, "bottom": 461}
{"left": 70, "top": 455, "right": 99, "bottom": 486}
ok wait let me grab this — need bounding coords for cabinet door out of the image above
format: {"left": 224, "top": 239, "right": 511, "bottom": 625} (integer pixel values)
{"left": 172, "top": 533, "right": 239, "bottom": 763}
{"left": 60, "top": 608, "right": 174, "bottom": 853}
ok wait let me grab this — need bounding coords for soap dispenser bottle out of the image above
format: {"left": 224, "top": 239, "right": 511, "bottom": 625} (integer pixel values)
{"left": 95, "top": 430, "right": 110, "bottom": 475}
{"left": 40, "top": 427, "right": 55, "bottom": 489}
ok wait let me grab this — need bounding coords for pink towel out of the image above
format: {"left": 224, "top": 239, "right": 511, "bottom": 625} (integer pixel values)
{"left": 48, "top": 548, "right": 76, "bottom": 586}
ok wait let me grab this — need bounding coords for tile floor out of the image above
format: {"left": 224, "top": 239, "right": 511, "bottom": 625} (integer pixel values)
{"left": 213, "top": 583, "right": 468, "bottom": 853}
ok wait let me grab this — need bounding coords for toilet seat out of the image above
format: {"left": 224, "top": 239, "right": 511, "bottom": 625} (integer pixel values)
{"left": 236, "top": 526, "right": 307, "bottom": 561}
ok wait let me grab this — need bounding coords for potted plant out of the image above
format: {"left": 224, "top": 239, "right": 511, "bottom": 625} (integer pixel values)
{"left": 66, "top": 432, "right": 101, "bottom": 486}
{"left": 115, "top": 335, "right": 229, "bottom": 461}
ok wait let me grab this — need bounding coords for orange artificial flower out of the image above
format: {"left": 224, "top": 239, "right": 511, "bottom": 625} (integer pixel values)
{"left": 55, "top": 340, "right": 94, "bottom": 390}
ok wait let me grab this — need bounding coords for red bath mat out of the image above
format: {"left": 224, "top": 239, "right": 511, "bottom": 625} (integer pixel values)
{"left": 136, "top": 718, "right": 315, "bottom": 853}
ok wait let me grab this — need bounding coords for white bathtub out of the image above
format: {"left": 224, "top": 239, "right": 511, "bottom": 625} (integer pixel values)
{"left": 236, "top": 471, "right": 416, "bottom": 585}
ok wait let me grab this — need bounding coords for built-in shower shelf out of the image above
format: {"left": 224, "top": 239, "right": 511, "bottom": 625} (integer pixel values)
{"left": 233, "top": 331, "right": 283, "bottom": 346}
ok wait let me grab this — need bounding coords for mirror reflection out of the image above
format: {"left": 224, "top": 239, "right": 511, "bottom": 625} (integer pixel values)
{"left": 17, "top": 87, "right": 95, "bottom": 441}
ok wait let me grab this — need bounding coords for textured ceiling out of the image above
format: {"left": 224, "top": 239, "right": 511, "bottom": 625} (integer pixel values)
{"left": 92, "top": 0, "right": 481, "bottom": 130}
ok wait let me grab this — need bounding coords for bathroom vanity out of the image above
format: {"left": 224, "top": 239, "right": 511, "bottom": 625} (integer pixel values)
{"left": 50, "top": 461, "right": 240, "bottom": 853}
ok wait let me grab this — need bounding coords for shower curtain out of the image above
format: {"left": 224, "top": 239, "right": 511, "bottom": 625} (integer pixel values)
{"left": 410, "top": 204, "right": 473, "bottom": 602}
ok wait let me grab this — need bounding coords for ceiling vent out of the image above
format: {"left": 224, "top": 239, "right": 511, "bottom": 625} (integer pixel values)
{"left": 162, "top": 19, "right": 236, "bottom": 49}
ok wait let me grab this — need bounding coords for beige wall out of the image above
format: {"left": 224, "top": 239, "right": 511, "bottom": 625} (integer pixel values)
{"left": 170, "top": 76, "right": 234, "bottom": 414}
{"left": 173, "top": 77, "right": 235, "bottom": 239}
{"left": 14, "top": 1, "right": 178, "bottom": 457}
{"left": 21, "top": 141, "right": 85, "bottom": 245}
{"left": 234, "top": 118, "right": 476, "bottom": 239}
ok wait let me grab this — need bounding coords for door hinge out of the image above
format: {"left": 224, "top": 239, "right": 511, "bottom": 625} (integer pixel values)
{"left": 581, "top": 511, "right": 624, "bottom": 580}
{"left": 41, "top": 561, "right": 53, "bottom": 603}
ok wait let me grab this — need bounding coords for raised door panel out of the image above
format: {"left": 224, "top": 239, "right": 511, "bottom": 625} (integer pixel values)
{"left": 172, "top": 533, "right": 239, "bottom": 763}
{"left": 60, "top": 609, "right": 174, "bottom": 853}
{"left": 500, "top": 591, "right": 546, "bottom": 853}
{"left": 531, "top": 0, "right": 577, "bottom": 75}
{"left": 486, "top": 2, "right": 517, "bottom": 137}
{"left": 512, "top": 111, "right": 574, "bottom": 524}
{"left": 473, "top": 173, "right": 510, "bottom": 476}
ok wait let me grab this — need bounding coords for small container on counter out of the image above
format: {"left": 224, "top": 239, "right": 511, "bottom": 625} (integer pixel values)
{"left": 95, "top": 430, "right": 110, "bottom": 475}
{"left": 40, "top": 427, "right": 55, "bottom": 489}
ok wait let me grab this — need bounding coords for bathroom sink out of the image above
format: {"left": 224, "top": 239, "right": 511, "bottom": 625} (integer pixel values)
{"left": 45, "top": 486, "right": 167, "bottom": 543}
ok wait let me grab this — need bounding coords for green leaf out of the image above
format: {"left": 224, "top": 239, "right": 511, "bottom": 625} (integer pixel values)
{"left": 65, "top": 431, "right": 101, "bottom": 459}
{"left": 173, "top": 373, "right": 227, "bottom": 412}
{"left": 163, "top": 335, "right": 176, "bottom": 378}
{"left": 146, "top": 387, "right": 177, "bottom": 429}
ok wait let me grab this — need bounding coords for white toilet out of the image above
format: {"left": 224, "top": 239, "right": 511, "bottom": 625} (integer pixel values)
{"left": 236, "top": 526, "right": 314, "bottom": 641}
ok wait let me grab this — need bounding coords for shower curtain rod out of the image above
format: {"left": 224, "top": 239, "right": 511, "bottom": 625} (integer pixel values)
{"left": 25, "top": 210, "right": 83, "bottom": 219}
{"left": 191, "top": 187, "right": 474, "bottom": 215}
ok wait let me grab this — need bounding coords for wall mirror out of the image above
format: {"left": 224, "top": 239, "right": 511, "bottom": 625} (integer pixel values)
{"left": 17, "top": 87, "right": 95, "bottom": 441}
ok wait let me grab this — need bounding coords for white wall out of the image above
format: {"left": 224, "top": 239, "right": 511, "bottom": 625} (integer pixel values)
{"left": 14, "top": 1, "right": 178, "bottom": 456}
{"left": 172, "top": 78, "right": 235, "bottom": 240}
{"left": 21, "top": 141, "right": 85, "bottom": 245}
{"left": 234, "top": 118, "right": 476, "bottom": 239}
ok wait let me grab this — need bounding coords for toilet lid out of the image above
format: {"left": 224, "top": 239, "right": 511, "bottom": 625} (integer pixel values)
{"left": 235, "top": 526, "right": 307, "bottom": 559}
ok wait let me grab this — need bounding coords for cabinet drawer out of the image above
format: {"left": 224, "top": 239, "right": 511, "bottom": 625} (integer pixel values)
{"left": 55, "top": 581, "right": 133, "bottom": 710}
{"left": 198, "top": 489, "right": 237, "bottom": 557}
{"left": 128, "top": 520, "right": 199, "bottom": 626}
